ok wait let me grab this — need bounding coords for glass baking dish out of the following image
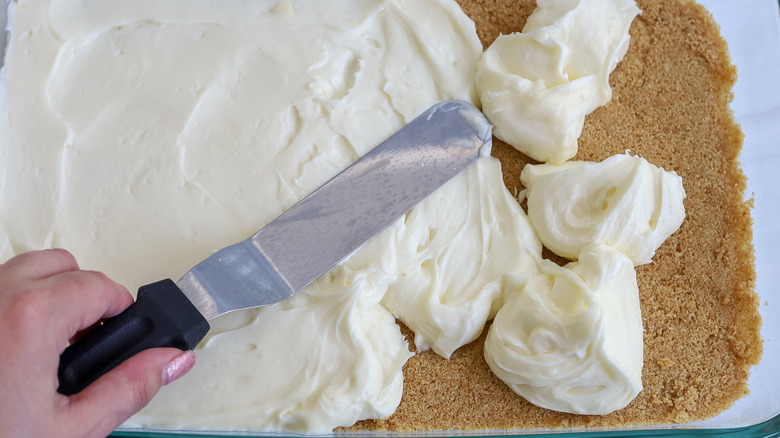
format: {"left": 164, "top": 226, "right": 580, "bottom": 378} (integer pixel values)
{"left": 1, "top": 0, "right": 777, "bottom": 436}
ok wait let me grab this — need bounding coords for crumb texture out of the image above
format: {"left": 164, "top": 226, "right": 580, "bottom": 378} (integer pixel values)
{"left": 352, "top": 0, "right": 762, "bottom": 431}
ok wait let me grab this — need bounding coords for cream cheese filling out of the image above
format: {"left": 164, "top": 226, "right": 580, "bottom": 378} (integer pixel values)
{"left": 521, "top": 153, "right": 687, "bottom": 265}
{"left": 475, "top": 0, "right": 640, "bottom": 164}
{"left": 0, "top": 0, "right": 545, "bottom": 432}
{"left": 129, "top": 275, "right": 413, "bottom": 433}
{"left": 485, "top": 244, "right": 643, "bottom": 415}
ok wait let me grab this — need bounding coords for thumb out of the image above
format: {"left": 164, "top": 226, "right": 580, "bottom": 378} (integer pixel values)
{"left": 65, "top": 348, "right": 195, "bottom": 438}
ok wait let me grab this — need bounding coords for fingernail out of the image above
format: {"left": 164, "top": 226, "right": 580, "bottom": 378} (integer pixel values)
{"left": 162, "top": 350, "right": 196, "bottom": 386}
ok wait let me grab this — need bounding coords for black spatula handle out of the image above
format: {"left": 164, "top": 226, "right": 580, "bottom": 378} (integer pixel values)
{"left": 57, "top": 279, "right": 210, "bottom": 396}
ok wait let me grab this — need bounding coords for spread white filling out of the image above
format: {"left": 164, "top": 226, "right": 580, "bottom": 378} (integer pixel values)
{"left": 475, "top": 0, "right": 640, "bottom": 164}
{"left": 0, "top": 0, "right": 544, "bottom": 431}
{"left": 129, "top": 275, "right": 412, "bottom": 434}
{"left": 485, "top": 244, "right": 643, "bottom": 415}
{"left": 521, "top": 153, "right": 687, "bottom": 265}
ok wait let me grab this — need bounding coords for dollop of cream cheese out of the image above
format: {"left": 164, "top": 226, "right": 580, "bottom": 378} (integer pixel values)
{"left": 485, "top": 244, "right": 643, "bottom": 415}
{"left": 521, "top": 153, "right": 687, "bottom": 264}
{"left": 475, "top": 0, "right": 640, "bottom": 163}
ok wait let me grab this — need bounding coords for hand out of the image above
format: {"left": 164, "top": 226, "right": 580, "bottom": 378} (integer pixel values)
{"left": 0, "top": 249, "right": 195, "bottom": 438}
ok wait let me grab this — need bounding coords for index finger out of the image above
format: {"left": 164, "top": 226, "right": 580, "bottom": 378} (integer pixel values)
{"left": 42, "top": 270, "right": 134, "bottom": 342}
{"left": 1, "top": 248, "right": 80, "bottom": 280}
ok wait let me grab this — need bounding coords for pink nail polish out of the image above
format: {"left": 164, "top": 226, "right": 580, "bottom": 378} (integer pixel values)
{"left": 162, "top": 350, "right": 196, "bottom": 386}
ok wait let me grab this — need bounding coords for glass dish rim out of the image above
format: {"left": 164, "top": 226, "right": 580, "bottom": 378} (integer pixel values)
{"left": 109, "top": 413, "right": 780, "bottom": 438}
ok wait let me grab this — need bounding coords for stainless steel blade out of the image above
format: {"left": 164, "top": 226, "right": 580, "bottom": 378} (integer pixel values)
{"left": 176, "top": 100, "right": 491, "bottom": 320}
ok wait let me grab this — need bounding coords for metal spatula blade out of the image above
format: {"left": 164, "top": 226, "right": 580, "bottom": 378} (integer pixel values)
{"left": 178, "top": 100, "right": 491, "bottom": 320}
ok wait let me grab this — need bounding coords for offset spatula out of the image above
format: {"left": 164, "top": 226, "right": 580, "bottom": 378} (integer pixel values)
{"left": 57, "top": 100, "right": 492, "bottom": 395}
